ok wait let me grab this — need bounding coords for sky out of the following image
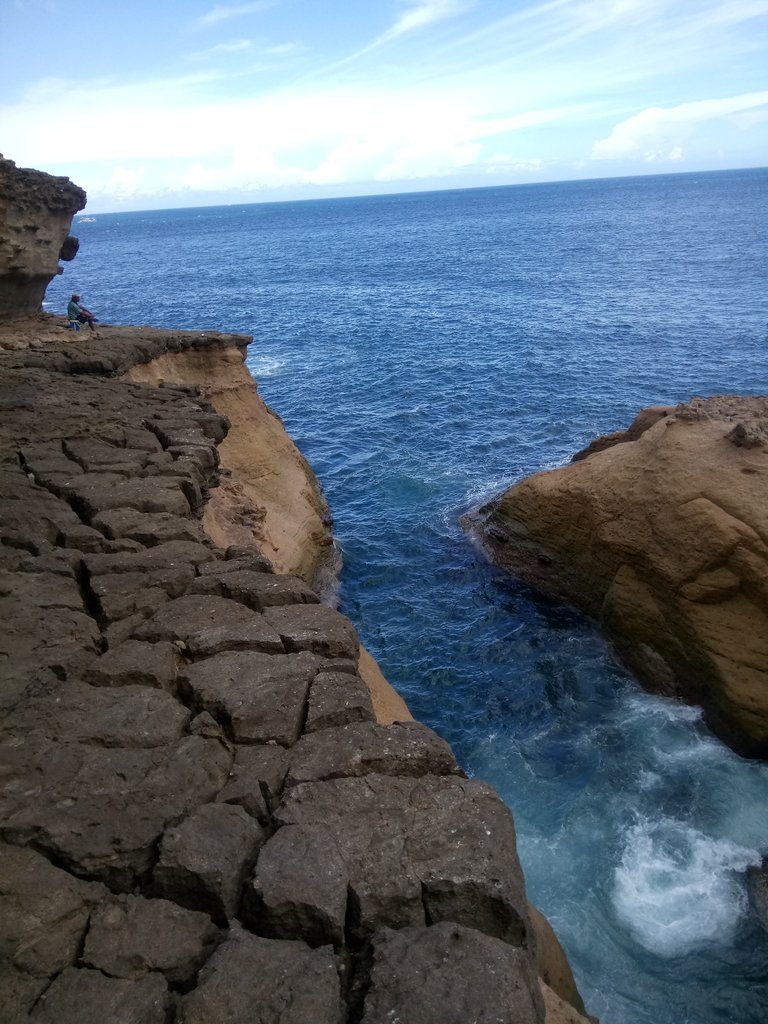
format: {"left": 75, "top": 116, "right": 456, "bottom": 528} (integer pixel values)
{"left": 1, "top": 0, "right": 767, "bottom": 212}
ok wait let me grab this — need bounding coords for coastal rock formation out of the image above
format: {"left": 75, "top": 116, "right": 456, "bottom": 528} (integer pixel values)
{"left": 0, "top": 319, "right": 590, "bottom": 1024}
{"left": 0, "top": 157, "right": 86, "bottom": 321}
{"left": 464, "top": 396, "right": 768, "bottom": 757}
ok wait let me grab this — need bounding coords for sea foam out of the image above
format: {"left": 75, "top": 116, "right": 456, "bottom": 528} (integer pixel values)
{"left": 612, "top": 816, "right": 759, "bottom": 958}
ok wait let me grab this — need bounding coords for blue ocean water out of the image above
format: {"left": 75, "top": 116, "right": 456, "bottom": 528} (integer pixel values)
{"left": 46, "top": 169, "right": 768, "bottom": 1023}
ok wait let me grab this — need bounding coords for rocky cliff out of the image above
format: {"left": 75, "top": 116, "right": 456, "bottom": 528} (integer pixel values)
{"left": 0, "top": 159, "right": 589, "bottom": 1022}
{"left": 464, "top": 396, "right": 768, "bottom": 757}
{"left": 0, "top": 157, "right": 85, "bottom": 321}
{"left": 0, "top": 316, "right": 589, "bottom": 1024}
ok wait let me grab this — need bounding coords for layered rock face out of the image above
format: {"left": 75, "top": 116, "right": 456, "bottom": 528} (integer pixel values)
{"left": 0, "top": 321, "right": 589, "bottom": 1024}
{"left": 0, "top": 157, "right": 86, "bottom": 321}
{"left": 465, "top": 396, "right": 768, "bottom": 757}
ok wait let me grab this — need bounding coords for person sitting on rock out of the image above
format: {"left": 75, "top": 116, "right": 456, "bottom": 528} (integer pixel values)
{"left": 67, "top": 293, "right": 97, "bottom": 331}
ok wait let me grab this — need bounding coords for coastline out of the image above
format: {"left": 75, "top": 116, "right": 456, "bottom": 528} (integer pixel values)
{"left": 0, "top": 313, "right": 589, "bottom": 1023}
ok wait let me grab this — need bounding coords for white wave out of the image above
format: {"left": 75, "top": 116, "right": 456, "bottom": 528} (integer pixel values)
{"left": 248, "top": 355, "right": 286, "bottom": 377}
{"left": 612, "top": 816, "right": 760, "bottom": 958}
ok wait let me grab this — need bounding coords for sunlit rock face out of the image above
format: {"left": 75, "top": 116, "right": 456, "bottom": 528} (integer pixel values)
{"left": 0, "top": 156, "right": 86, "bottom": 321}
{"left": 464, "top": 395, "right": 768, "bottom": 758}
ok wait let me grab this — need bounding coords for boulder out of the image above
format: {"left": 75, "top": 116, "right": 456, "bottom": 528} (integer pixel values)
{"left": 151, "top": 802, "right": 264, "bottom": 921}
{"left": 465, "top": 396, "right": 768, "bottom": 756}
{"left": 179, "top": 924, "right": 344, "bottom": 1024}
{"left": 82, "top": 894, "right": 220, "bottom": 985}
{"left": 360, "top": 922, "right": 544, "bottom": 1024}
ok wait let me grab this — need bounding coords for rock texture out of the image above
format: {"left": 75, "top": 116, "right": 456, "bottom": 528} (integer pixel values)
{"left": 464, "top": 396, "right": 768, "bottom": 756}
{"left": 0, "top": 318, "right": 590, "bottom": 1023}
{"left": 0, "top": 157, "right": 86, "bottom": 321}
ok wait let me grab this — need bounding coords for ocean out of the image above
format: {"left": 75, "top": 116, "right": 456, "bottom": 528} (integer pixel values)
{"left": 45, "top": 167, "right": 768, "bottom": 1024}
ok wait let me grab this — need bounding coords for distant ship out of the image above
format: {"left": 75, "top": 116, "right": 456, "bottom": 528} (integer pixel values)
{"left": 77, "top": 217, "right": 96, "bottom": 223}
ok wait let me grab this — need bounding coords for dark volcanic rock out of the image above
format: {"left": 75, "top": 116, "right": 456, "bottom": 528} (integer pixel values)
{"left": 216, "top": 743, "right": 290, "bottom": 822}
{"left": 83, "top": 894, "right": 220, "bottom": 985}
{"left": 305, "top": 669, "right": 376, "bottom": 732}
{"left": 285, "top": 720, "right": 462, "bottom": 787}
{"left": 361, "top": 922, "right": 544, "bottom": 1024}
{"left": 0, "top": 735, "right": 232, "bottom": 888}
{"left": 29, "top": 966, "right": 170, "bottom": 1024}
{"left": 179, "top": 924, "right": 344, "bottom": 1024}
{"left": 152, "top": 802, "right": 264, "bottom": 921}
{"left": 263, "top": 603, "right": 359, "bottom": 659}
{"left": 246, "top": 774, "right": 532, "bottom": 948}
{"left": 179, "top": 650, "right": 319, "bottom": 745}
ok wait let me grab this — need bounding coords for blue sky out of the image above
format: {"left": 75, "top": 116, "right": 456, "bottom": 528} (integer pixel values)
{"left": 1, "top": 0, "right": 767, "bottom": 211}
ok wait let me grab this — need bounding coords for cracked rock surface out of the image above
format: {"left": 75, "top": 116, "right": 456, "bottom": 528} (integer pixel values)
{"left": 0, "top": 325, "right": 575, "bottom": 1023}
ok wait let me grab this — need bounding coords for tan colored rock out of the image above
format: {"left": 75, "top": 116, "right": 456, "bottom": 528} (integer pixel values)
{"left": 124, "top": 346, "right": 333, "bottom": 585}
{"left": 465, "top": 395, "right": 768, "bottom": 756}
{"left": 0, "top": 157, "right": 86, "bottom": 321}
{"left": 529, "top": 904, "right": 586, "bottom": 1016}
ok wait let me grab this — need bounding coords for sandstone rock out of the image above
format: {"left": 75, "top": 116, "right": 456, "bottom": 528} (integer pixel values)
{"left": 152, "top": 802, "right": 264, "bottom": 921}
{"left": 179, "top": 924, "right": 344, "bottom": 1024}
{"left": 29, "top": 966, "right": 170, "bottom": 1024}
{"left": 528, "top": 903, "right": 586, "bottom": 1015}
{"left": 285, "top": 720, "right": 461, "bottom": 788}
{"left": 0, "top": 158, "right": 86, "bottom": 321}
{"left": 83, "top": 894, "right": 220, "bottom": 985}
{"left": 361, "top": 922, "right": 544, "bottom": 1024}
{"left": 466, "top": 395, "right": 768, "bottom": 756}
{"left": 305, "top": 669, "right": 376, "bottom": 732}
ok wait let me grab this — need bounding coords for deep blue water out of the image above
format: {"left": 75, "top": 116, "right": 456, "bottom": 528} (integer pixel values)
{"left": 46, "top": 169, "right": 768, "bottom": 1024}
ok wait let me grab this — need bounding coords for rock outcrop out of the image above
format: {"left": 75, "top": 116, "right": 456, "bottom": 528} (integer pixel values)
{"left": 464, "top": 396, "right": 768, "bottom": 757}
{"left": 0, "top": 157, "right": 86, "bottom": 321}
{"left": 0, "top": 319, "right": 590, "bottom": 1024}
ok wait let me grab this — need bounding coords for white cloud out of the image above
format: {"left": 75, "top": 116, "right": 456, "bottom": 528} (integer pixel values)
{"left": 592, "top": 91, "right": 768, "bottom": 160}
{"left": 195, "top": 1, "right": 274, "bottom": 29}
{"left": 381, "top": 0, "right": 471, "bottom": 41}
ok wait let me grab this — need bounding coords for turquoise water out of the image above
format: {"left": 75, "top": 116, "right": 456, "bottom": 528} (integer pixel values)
{"left": 46, "top": 169, "right": 768, "bottom": 1023}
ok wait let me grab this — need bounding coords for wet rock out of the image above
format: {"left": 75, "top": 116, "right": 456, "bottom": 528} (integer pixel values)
{"left": 305, "top": 669, "right": 376, "bottom": 732}
{"left": 83, "top": 893, "right": 220, "bottom": 985}
{"left": 152, "top": 802, "right": 264, "bottom": 921}
{"left": 29, "top": 966, "right": 170, "bottom": 1024}
{"left": 263, "top": 603, "right": 359, "bottom": 659}
{"left": 361, "top": 922, "right": 544, "bottom": 1024}
{"left": 285, "top": 721, "right": 461, "bottom": 788}
{"left": 747, "top": 858, "right": 768, "bottom": 932}
{"left": 179, "top": 924, "right": 344, "bottom": 1024}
